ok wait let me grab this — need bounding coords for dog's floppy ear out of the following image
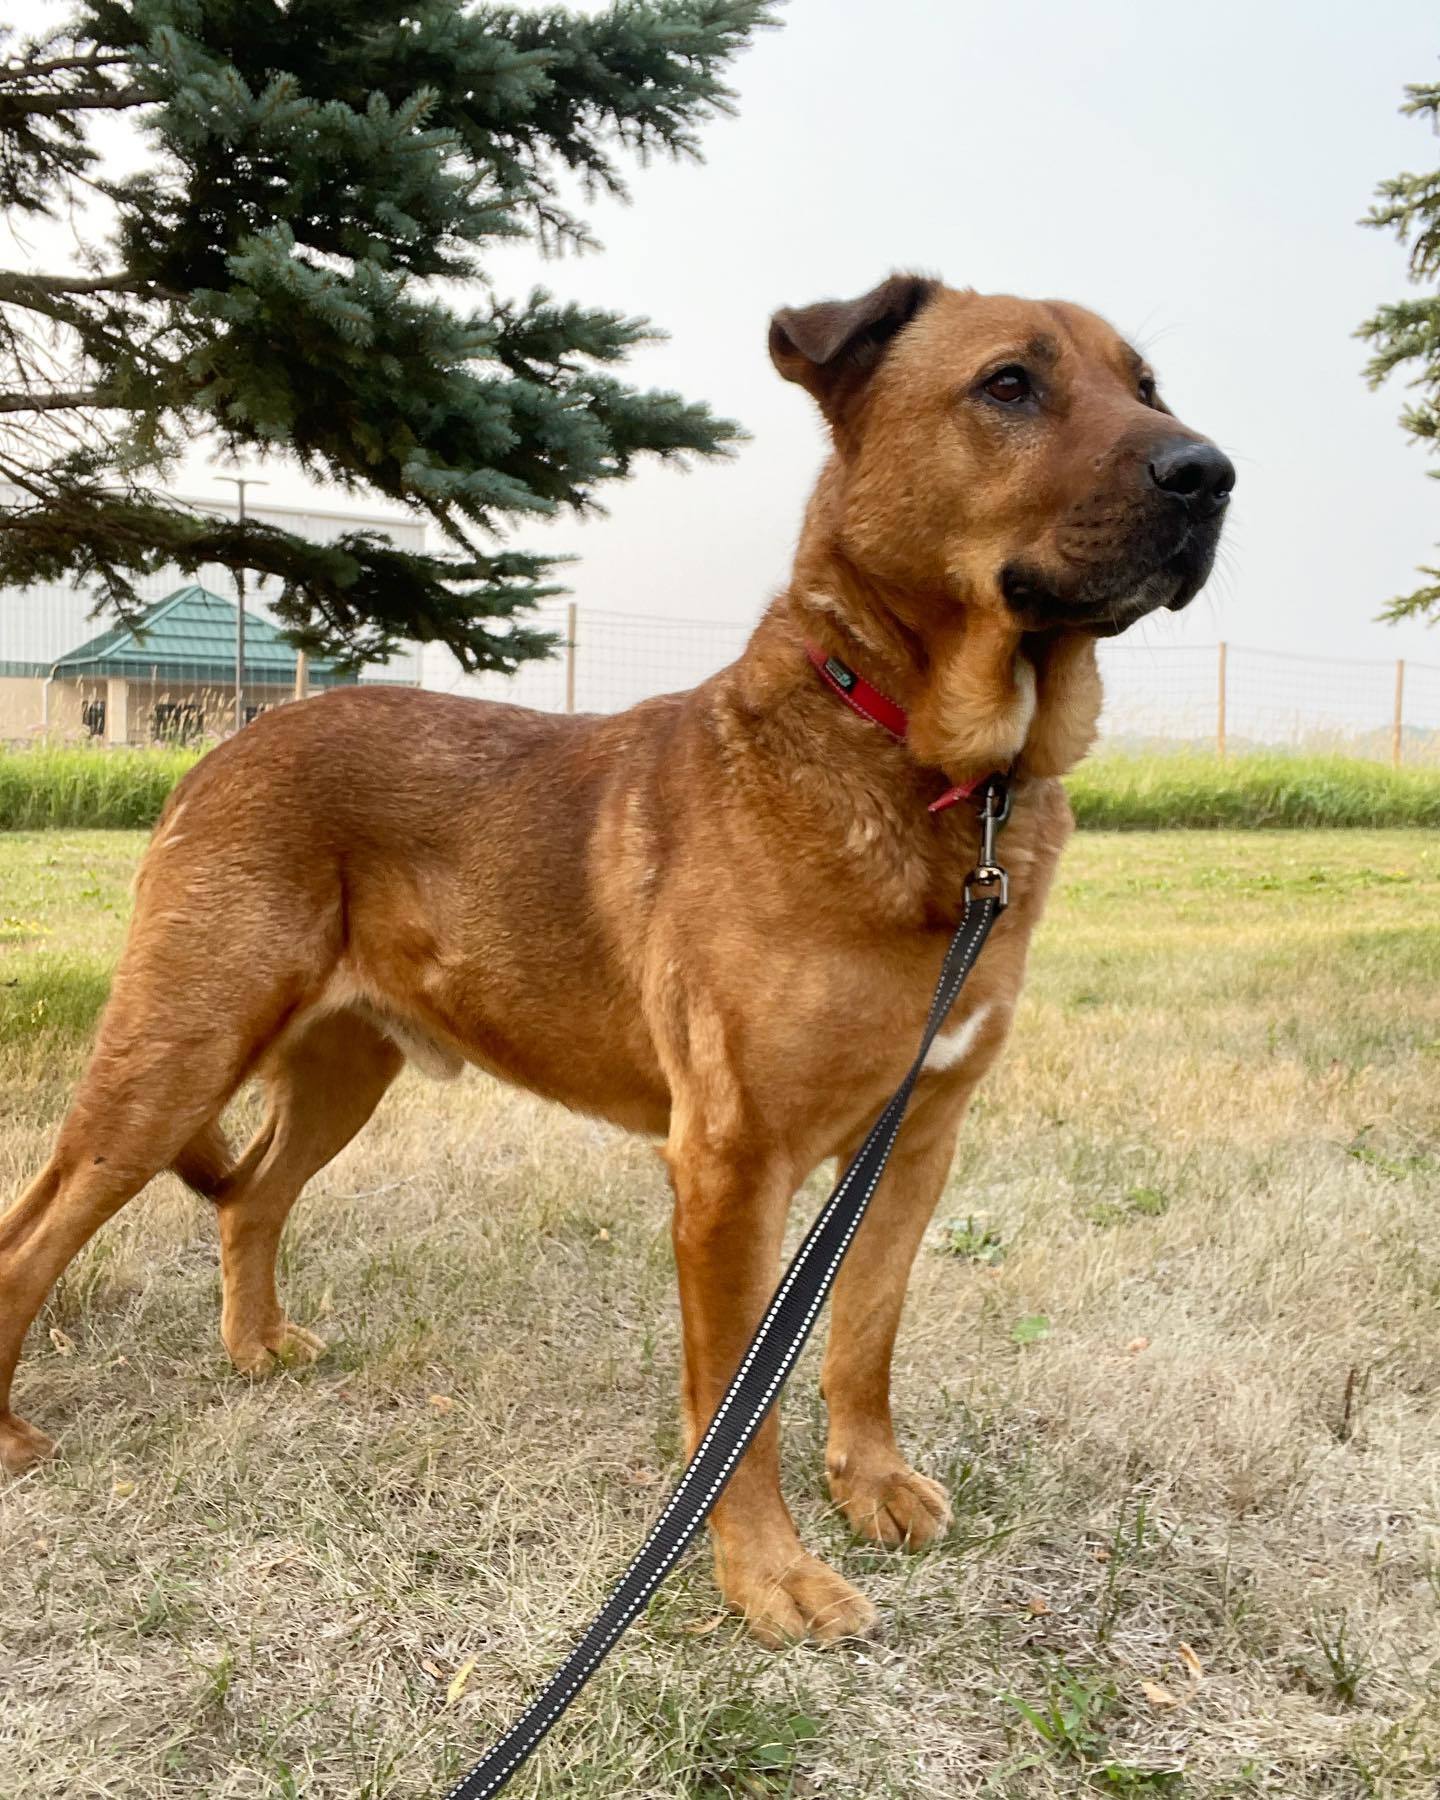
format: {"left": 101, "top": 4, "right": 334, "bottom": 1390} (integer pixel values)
{"left": 769, "top": 273, "right": 939, "bottom": 421}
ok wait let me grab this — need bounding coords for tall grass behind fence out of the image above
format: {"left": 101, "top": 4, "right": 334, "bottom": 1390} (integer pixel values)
{"left": 6, "top": 580, "right": 1440, "bottom": 827}
{"left": 1066, "top": 752, "right": 1440, "bottom": 829}
{"left": 0, "top": 745, "right": 197, "bottom": 829}
{"left": 4, "top": 743, "right": 1437, "bottom": 832}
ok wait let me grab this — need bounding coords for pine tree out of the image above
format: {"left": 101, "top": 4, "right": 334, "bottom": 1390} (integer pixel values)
{"left": 1358, "top": 77, "right": 1440, "bottom": 623}
{"left": 0, "top": 0, "right": 777, "bottom": 671}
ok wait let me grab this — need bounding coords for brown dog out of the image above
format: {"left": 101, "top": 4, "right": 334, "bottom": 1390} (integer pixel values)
{"left": 0, "top": 276, "right": 1231, "bottom": 1645}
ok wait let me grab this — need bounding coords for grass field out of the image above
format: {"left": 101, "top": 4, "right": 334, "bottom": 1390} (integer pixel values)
{"left": 0, "top": 745, "right": 196, "bottom": 831}
{"left": 4, "top": 743, "right": 1440, "bottom": 832}
{"left": 1, "top": 828, "right": 1438, "bottom": 1798}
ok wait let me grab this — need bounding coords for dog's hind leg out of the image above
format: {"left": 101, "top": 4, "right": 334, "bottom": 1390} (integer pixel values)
{"left": 0, "top": 990, "right": 273, "bottom": 1474}
{"left": 0, "top": 828, "right": 345, "bottom": 1475}
{"left": 213, "top": 1008, "right": 403, "bottom": 1374}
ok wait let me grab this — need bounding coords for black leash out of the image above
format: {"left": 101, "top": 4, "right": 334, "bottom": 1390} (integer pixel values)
{"left": 440, "top": 781, "right": 1011, "bottom": 1800}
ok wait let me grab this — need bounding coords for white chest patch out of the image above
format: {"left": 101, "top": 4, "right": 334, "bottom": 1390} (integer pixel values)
{"left": 922, "top": 1002, "right": 992, "bottom": 1075}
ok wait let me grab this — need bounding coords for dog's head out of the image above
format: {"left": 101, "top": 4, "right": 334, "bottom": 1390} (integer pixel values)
{"left": 770, "top": 275, "right": 1232, "bottom": 637}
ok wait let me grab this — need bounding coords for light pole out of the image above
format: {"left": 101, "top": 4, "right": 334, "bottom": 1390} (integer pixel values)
{"left": 216, "top": 475, "right": 268, "bottom": 731}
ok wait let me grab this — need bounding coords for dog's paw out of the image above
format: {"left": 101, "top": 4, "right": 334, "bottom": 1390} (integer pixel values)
{"left": 226, "top": 1320, "right": 327, "bottom": 1376}
{"left": 718, "top": 1544, "right": 877, "bottom": 1648}
{"left": 0, "top": 1409, "right": 57, "bottom": 1476}
{"left": 828, "top": 1456, "right": 952, "bottom": 1550}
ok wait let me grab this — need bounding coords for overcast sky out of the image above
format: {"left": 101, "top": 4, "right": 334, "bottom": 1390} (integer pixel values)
{"left": 9, "top": 0, "right": 1440, "bottom": 664}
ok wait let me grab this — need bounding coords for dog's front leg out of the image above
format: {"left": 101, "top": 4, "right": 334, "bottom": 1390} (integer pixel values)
{"left": 666, "top": 1132, "right": 877, "bottom": 1647}
{"left": 822, "top": 1083, "right": 976, "bottom": 1549}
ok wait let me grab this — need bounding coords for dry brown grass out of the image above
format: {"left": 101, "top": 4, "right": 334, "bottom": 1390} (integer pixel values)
{"left": 1, "top": 828, "right": 1438, "bottom": 1797}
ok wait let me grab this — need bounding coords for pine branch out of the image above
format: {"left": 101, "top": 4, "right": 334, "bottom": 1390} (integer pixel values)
{"left": 1379, "top": 566, "right": 1440, "bottom": 623}
{"left": 0, "top": 0, "right": 776, "bottom": 667}
{"left": 0, "top": 270, "right": 147, "bottom": 297}
{"left": 0, "top": 50, "right": 132, "bottom": 85}
{"left": 0, "top": 388, "right": 117, "bottom": 413}
{"left": 0, "top": 82, "right": 154, "bottom": 119}
{"left": 1358, "top": 72, "right": 1440, "bottom": 621}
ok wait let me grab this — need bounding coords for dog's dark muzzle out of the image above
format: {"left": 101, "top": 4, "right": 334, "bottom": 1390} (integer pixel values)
{"left": 1002, "top": 448, "right": 1232, "bottom": 636}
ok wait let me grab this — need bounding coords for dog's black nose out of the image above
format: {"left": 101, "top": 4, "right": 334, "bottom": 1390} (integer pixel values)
{"left": 1149, "top": 440, "right": 1235, "bottom": 518}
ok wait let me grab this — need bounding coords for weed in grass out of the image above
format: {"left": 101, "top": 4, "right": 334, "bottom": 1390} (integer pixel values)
{"left": 1089, "top": 1186, "right": 1171, "bottom": 1228}
{"left": 933, "top": 1399, "right": 1034, "bottom": 1527}
{"left": 1094, "top": 1491, "right": 1170, "bottom": 1643}
{"left": 1344, "top": 1128, "right": 1440, "bottom": 1181}
{"left": 1006, "top": 1664, "right": 1183, "bottom": 1793}
{"left": 196, "top": 1644, "right": 236, "bottom": 1712}
{"left": 692, "top": 1703, "right": 821, "bottom": 1795}
{"left": 940, "top": 1215, "right": 1007, "bottom": 1264}
{"left": 1344, "top": 1703, "right": 1440, "bottom": 1795}
{"left": 130, "top": 1574, "right": 198, "bottom": 1639}
{"left": 1302, "top": 1613, "right": 1371, "bottom": 1707}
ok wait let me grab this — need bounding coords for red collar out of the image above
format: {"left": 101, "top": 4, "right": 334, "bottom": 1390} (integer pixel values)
{"left": 804, "top": 639, "right": 991, "bottom": 814}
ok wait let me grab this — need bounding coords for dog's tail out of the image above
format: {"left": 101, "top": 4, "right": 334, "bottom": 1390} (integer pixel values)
{"left": 171, "top": 1119, "right": 236, "bottom": 1200}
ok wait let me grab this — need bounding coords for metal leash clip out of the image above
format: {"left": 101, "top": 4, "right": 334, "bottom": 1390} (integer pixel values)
{"left": 963, "top": 775, "right": 1011, "bottom": 910}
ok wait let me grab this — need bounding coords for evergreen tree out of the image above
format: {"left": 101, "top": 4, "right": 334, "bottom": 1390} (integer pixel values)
{"left": 1359, "top": 77, "right": 1440, "bottom": 622}
{"left": 0, "top": 0, "right": 776, "bottom": 671}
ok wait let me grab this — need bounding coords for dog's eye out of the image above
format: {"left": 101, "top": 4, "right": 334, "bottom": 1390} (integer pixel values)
{"left": 1138, "top": 375, "right": 1158, "bottom": 407}
{"left": 982, "top": 365, "right": 1031, "bottom": 404}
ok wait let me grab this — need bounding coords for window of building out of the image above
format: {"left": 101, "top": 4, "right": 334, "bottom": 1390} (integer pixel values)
{"left": 152, "top": 701, "right": 205, "bottom": 743}
{"left": 81, "top": 698, "right": 106, "bottom": 738}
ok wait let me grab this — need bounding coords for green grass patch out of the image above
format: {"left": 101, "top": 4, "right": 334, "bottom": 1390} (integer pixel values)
{"left": 0, "top": 955, "right": 113, "bottom": 1053}
{"left": 0, "top": 832, "right": 139, "bottom": 1081}
{"left": 5, "top": 743, "right": 1440, "bottom": 831}
{"left": 1006, "top": 1663, "right": 1184, "bottom": 1792}
{"left": 0, "top": 744, "right": 198, "bottom": 830}
{"left": 1066, "top": 751, "right": 1440, "bottom": 829}
{"left": 8, "top": 741, "right": 1440, "bottom": 831}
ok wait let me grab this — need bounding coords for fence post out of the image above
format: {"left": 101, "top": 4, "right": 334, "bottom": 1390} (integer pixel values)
{"left": 1392, "top": 658, "right": 1405, "bottom": 768}
{"left": 1216, "top": 641, "right": 1227, "bottom": 760}
{"left": 565, "top": 601, "right": 578, "bottom": 714}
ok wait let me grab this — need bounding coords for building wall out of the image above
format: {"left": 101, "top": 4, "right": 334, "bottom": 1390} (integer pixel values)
{"left": 0, "top": 675, "right": 309, "bottom": 745}
{"left": 0, "top": 675, "right": 89, "bottom": 741}
{"left": 110, "top": 678, "right": 306, "bottom": 744}
{"left": 0, "top": 675, "right": 44, "bottom": 739}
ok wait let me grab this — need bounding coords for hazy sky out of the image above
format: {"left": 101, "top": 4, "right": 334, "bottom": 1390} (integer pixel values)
{"left": 8, "top": 0, "right": 1440, "bottom": 664}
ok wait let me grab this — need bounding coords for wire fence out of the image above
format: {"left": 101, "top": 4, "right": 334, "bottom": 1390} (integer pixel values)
{"left": 1094, "top": 640, "right": 1440, "bottom": 763}
{"left": 429, "top": 603, "right": 754, "bottom": 717}
{"left": 3, "top": 577, "right": 1438, "bottom": 763}
{"left": 437, "top": 604, "right": 1440, "bottom": 767}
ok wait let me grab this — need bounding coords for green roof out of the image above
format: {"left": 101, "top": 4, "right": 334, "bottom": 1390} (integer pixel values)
{"left": 52, "top": 585, "right": 343, "bottom": 687}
